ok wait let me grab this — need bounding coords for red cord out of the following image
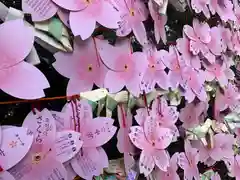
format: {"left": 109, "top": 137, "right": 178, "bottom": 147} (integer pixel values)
{"left": 120, "top": 104, "right": 127, "bottom": 128}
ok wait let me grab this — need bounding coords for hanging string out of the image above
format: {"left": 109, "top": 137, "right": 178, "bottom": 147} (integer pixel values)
{"left": 70, "top": 100, "right": 77, "bottom": 132}
{"left": 73, "top": 96, "right": 81, "bottom": 133}
{"left": 0, "top": 95, "right": 79, "bottom": 105}
{"left": 93, "top": 37, "right": 123, "bottom": 73}
{"left": 120, "top": 104, "right": 127, "bottom": 128}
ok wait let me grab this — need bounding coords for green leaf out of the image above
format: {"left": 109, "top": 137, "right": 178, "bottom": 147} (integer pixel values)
{"left": 200, "top": 170, "right": 214, "bottom": 180}
{"left": 94, "top": 176, "right": 103, "bottom": 180}
{"left": 224, "top": 112, "right": 240, "bottom": 128}
{"left": 49, "top": 17, "right": 63, "bottom": 40}
{"left": 97, "top": 97, "right": 106, "bottom": 116}
{"left": 128, "top": 97, "right": 136, "bottom": 109}
{"left": 106, "top": 95, "right": 118, "bottom": 111}
{"left": 104, "top": 175, "right": 117, "bottom": 180}
{"left": 167, "top": 90, "right": 182, "bottom": 106}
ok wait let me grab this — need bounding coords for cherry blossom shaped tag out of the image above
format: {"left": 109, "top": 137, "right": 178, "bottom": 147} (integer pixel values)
{"left": 62, "top": 100, "right": 93, "bottom": 130}
{"left": 1, "top": 126, "right": 14, "bottom": 130}
{"left": 22, "top": 109, "right": 57, "bottom": 153}
{"left": 71, "top": 147, "right": 108, "bottom": 179}
{"left": 9, "top": 155, "right": 67, "bottom": 180}
{"left": 51, "top": 111, "right": 68, "bottom": 132}
{"left": 144, "top": 116, "right": 173, "bottom": 149}
{"left": 139, "top": 152, "right": 155, "bottom": 176}
{"left": 64, "top": 162, "right": 77, "bottom": 180}
{"left": 22, "top": 0, "right": 58, "bottom": 21}
{"left": 151, "top": 97, "right": 179, "bottom": 127}
{"left": 117, "top": 105, "right": 134, "bottom": 153}
{"left": 0, "top": 171, "right": 15, "bottom": 180}
{"left": 0, "top": 127, "right": 33, "bottom": 170}
{"left": 81, "top": 117, "right": 117, "bottom": 148}
{"left": 57, "top": 9, "right": 70, "bottom": 28}
{"left": 54, "top": 130, "right": 83, "bottom": 163}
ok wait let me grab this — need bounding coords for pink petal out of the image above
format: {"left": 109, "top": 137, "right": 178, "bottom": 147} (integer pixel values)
{"left": 135, "top": 108, "right": 148, "bottom": 126}
{"left": 0, "top": 171, "right": 15, "bottom": 180}
{"left": 64, "top": 163, "right": 77, "bottom": 180}
{"left": 153, "top": 150, "right": 170, "bottom": 171}
{"left": 22, "top": 109, "right": 56, "bottom": 153}
{"left": 158, "top": 50, "right": 169, "bottom": 67}
{"left": 209, "top": 0, "right": 217, "bottom": 14}
{"left": 53, "top": 52, "right": 80, "bottom": 79}
{"left": 202, "top": 4, "right": 211, "bottom": 18}
{"left": 217, "top": 73, "right": 228, "bottom": 87}
{"left": 170, "top": 153, "right": 179, "bottom": 171}
{"left": 10, "top": 156, "right": 67, "bottom": 180}
{"left": 143, "top": 116, "right": 158, "bottom": 144}
{"left": 71, "top": 147, "right": 103, "bottom": 179}
{"left": 55, "top": 130, "right": 83, "bottom": 163}
{"left": 191, "top": 56, "right": 201, "bottom": 69}
{"left": 0, "top": 62, "right": 49, "bottom": 99}
{"left": 126, "top": 74, "right": 142, "bottom": 97}
{"left": 179, "top": 103, "right": 198, "bottom": 128}
{"left": 96, "top": 1, "right": 120, "bottom": 29}
{"left": 191, "top": 140, "right": 209, "bottom": 162}
{"left": 104, "top": 71, "right": 125, "bottom": 93}
{"left": 193, "top": 19, "right": 211, "bottom": 43}
{"left": 94, "top": 61, "right": 108, "bottom": 88}
{"left": 224, "top": 68, "right": 235, "bottom": 80}
{"left": 129, "top": 126, "right": 150, "bottom": 150}
{"left": 203, "top": 70, "right": 215, "bottom": 81}
{"left": 52, "top": 0, "right": 87, "bottom": 11}
{"left": 168, "top": 71, "right": 181, "bottom": 89}
{"left": 132, "top": 52, "right": 148, "bottom": 72}
{"left": 132, "top": 22, "right": 148, "bottom": 45}
{"left": 190, "top": 40, "right": 201, "bottom": 55}
{"left": 67, "top": 78, "right": 94, "bottom": 96}
{"left": 96, "top": 38, "right": 131, "bottom": 69}
{"left": 191, "top": 0, "right": 210, "bottom": 18}
{"left": 57, "top": 8, "right": 70, "bottom": 28}
{"left": 117, "top": 128, "right": 134, "bottom": 153}
{"left": 155, "top": 70, "right": 169, "bottom": 90}
{"left": 116, "top": 22, "right": 132, "bottom": 37}
{"left": 183, "top": 25, "right": 197, "bottom": 41}
{"left": 0, "top": 19, "right": 34, "bottom": 69}
{"left": 178, "top": 152, "right": 189, "bottom": 170}
{"left": 154, "top": 15, "right": 167, "bottom": 44}
{"left": 133, "top": 0, "right": 149, "bottom": 21}
{"left": 183, "top": 87, "right": 196, "bottom": 103}
{"left": 22, "top": 0, "right": 58, "bottom": 21}
{"left": 208, "top": 27, "right": 225, "bottom": 55}
{"left": 144, "top": 117, "right": 173, "bottom": 149}
{"left": 55, "top": 38, "right": 102, "bottom": 91}
{"left": 201, "top": 46, "right": 216, "bottom": 64}
{"left": 97, "top": 147, "right": 109, "bottom": 168}
{"left": 217, "top": 0, "right": 236, "bottom": 22}
{"left": 81, "top": 117, "right": 117, "bottom": 147}
{"left": 194, "top": 86, "right": 207, "bottom": 102}
{"left": 69, "top": 11, "right": 96, "bottom": 39}
{"left": 0, "top": 127, "right": 33, "bottom": 170}
{"left": 139, "top": 151, "right": 155, "bottom": 176}
{"left": 124, "top": 153, "right": 135, "bottom": 174}
{"left": 213, "top": 134, "right": 234, "bottom": 159}
{"left": 154, "top": 127, "right": 173, "bottom": 149}
{"left": 140, "top": 71, "right": 157, "bottom": 93}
